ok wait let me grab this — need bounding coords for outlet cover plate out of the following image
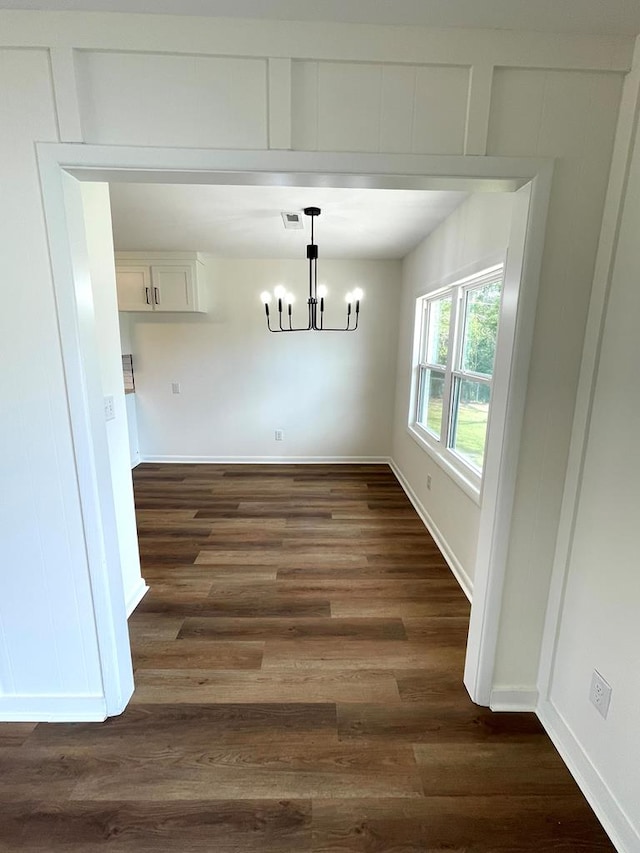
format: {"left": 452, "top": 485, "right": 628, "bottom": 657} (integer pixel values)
{"left": 104, "top": 395, "right": 115, "bottom": 421}
{"left": 589, "top": 670, "right": 612, "bottom": 719}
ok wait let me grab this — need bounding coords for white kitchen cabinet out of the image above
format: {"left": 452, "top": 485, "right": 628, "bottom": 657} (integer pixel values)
{"left": 116, "top": 265, "right": 153, "bottom": 312}
{"left": 115, "top": 252, "right": 207, "bottom": 313}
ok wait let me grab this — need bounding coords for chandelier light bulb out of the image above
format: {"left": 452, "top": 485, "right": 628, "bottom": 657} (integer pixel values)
{"left": 260, "top": 291, "right": 272, "bottom": 303}
{"left": 317, "top": 284, "right": 328, "bottom": 298}
{"left": 345, "top": 292, "right": 353, "bottom": 303}
{"left": 274, "top": 284, "right": 286, "bottom": 299}
{"left": 352, "top": 287, "right": 364, "bottom": 301}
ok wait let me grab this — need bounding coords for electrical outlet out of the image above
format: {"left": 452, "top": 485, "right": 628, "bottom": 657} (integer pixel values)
{"left": 104, "top": 395, "right": 115, "bottom": 421}
{"left": 171, "top": 382, "right": 181, "bottom": 395}
{"left": 275, "top": 429, "right": 284, "bottom": 441}
{"left": 589, "top": 670, "right": 612, "bottom": 719}
{"left": 427, "top": 474, "right": 432, "bottom": 490}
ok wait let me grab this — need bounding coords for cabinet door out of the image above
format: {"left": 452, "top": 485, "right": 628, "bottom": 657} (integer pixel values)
{"left": 116, "top": 265, "right": 153, "bottom": 312}
{"left": 150, "top": 265, "right": 196, "bottom": 312}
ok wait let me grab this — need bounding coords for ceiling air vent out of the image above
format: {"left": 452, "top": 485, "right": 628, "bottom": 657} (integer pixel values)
{"left": 281, "top": 211, "right": 304, "bottom": 230}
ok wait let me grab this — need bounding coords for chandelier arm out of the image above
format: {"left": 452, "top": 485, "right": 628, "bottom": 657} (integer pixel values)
{"left": 267, "top": 325, "right": 316, "bottom": 333}
{"left": 315, "top": 325, "right": 357, "bottom": 331}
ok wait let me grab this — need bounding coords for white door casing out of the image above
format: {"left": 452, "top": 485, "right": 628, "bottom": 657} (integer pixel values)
{"left": 37, "top": 144, "right": 552, "bottom": 716}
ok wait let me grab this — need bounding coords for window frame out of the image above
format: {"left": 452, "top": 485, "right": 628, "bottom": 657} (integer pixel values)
{"left": 409, "top": 262, "right": 504, "bottom": 502}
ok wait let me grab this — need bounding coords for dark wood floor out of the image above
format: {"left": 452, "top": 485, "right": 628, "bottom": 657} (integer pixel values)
{"left": 0, "top": 463, "right": 613, "bottom": 851}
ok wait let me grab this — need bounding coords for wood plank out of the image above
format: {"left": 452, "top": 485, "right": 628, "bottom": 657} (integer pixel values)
{"left": 336, "top": 702, "right": 544, "bottom": 743}
{"left": 401, "top": 616, "right": 471, "bottom": 643}
{"left": 394, "top": 667, "right": 472, "bottom": 701}
{"left": 311, "top": 796, "right": 614, "bottom": 851}
{"left": 0, "top": 722, "right": 37, "bottom": 747}
{"left": 413, "top": 741, "right": 580, "bottom": 795}
{"left": 131, "top": 669, "right": 401, "bottom": 705}
{"left": 137, "top": 593, "right": 332, "bottom": 618}
{"left": 66, "top": 742, "right": 422, "bottom": 801}
{"left": 178, "top": 617, "right": 407, "bottom": 641}
{"left": 331, "top": 597, "right": 470, "bottom": 618}
{"left": 276, "top": 565, "right": 453, "bottom": 580}
{"left": 262, "top": 640, "right": 465, "bottom": 671}
{"left": 0, "top": 747, "right": 83, "bottom": 800}
{"left": 132, "top": 640, "right": 264, "bottom": 670}
{"left": 0, "top": 800, "right": 312, "bottom": 852}
{"left": 196, "top": 552, "right": 368, "bottom": 567}
{"left": 29, "top": 704, "right": 338, "bottom": 748}
{"left": 128, "top": 613, "right": 184, "bottom": 643}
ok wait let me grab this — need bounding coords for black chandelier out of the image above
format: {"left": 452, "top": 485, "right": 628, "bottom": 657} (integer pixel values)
{"left": 260, "top": 206, "right": 362, "bottom": 332}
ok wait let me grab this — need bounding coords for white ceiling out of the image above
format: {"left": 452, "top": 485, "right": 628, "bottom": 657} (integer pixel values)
{"left": 2, "top": 0, "right": 640, "bottom": 36}
{"left": 108, "top": 184, "right": 469, "bottom": 260}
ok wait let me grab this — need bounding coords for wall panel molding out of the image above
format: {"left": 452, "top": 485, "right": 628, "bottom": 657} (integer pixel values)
{"left": 537, "top": 42, "right": 640, "bottom": 705}
{"left": 0, "top": 11, "right": 633, "bottom": 71}
{"left": 268, "top": 56, "right": 292, "bottom": 149}
{"left": 464, "top": 63, "right": 493, "bottom": 155}
{"left": 49, "top": 47, "right": 83, "bottom": 142}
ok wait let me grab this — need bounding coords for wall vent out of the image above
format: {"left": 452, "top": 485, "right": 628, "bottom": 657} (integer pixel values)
{"left": 281, "top": 211, "right": 304, "bottom": 229}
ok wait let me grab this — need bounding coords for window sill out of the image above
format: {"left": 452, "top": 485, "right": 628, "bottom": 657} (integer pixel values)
{"left": 406, "top": 424, "right": 482, "bottom": 506}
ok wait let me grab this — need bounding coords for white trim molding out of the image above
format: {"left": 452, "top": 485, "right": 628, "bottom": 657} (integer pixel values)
{"left": 0, "top": 694, "right": 107, "bottom": 723}
{"left": 36, "top": 143, "right": 552, "bottom": 720}
{"left": 389, "top": 458, "right": 473, "bottom": 602}
{"left": 125, "top": 580, "right": 149, "bottom": 618}
{"left": 489, "top": 687, "right": 538, "bottom": 712}
{"left": 539, "top": 700, "right": 640, "bottom": 853}
{"left": 464, "top": 176, "right": 552, "bottom": 708}
{"left": 140, "top": 455, "right": 391, "bottom": 465}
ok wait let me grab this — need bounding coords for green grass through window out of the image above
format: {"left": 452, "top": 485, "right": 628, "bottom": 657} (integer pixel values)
{"left": 426, "top": 398, "right": 489, "bottom": 470}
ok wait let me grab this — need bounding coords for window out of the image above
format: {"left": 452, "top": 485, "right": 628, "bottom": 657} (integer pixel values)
{"left": 411, "top": 264, "right": 503, "bottom": 495}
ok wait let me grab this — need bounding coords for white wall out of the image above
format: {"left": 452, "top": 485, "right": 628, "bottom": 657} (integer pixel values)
{"left": 391, "top": 193, "right": 515, "bottom": 592}
{"left": 118, "top": 313, "right": 141, "bottom": 468}
{"left": 128, "top": 258, "right": 400, "bottom": 460}
{"left": 0, "top": 48, "right": 105, "bottom": 719}
{"left": 487, "top": 68, "right": 622, "bottom": 690}
{"left": 0, "top": 10, "right": 630, "bottom": 726}
{"left": 542, "top": 78, "right": 640, "bottom": 847}
{"left": 82, "top": 184, "right": 146, "bottom": 615}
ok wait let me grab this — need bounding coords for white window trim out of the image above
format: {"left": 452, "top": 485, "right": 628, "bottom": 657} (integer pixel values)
{"left": 408, "top": 260, "right": 505, "bottom": 505}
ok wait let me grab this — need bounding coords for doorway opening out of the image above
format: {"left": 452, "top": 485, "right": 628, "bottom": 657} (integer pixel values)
{"left": 38, "top": 145, "right": 552, "bottom": 717}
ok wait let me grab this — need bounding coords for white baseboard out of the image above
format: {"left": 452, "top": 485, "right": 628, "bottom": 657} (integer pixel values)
{"left": 125, "top": 579, "right": 149, "bottom": 617}
{"left": 490, "top": 687, "right": 538, "bottom": 711}
{"left": 0, "top": 693, "right": 107, "bottom": 722}
{"left": 140, "top": 455, "right": 391, "bottom": 464}
{"left": 538, "top": 699, "right": 638, "bottom": 853}
{"left": 388, "top": 459, "right": 473, "bottom": 602}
